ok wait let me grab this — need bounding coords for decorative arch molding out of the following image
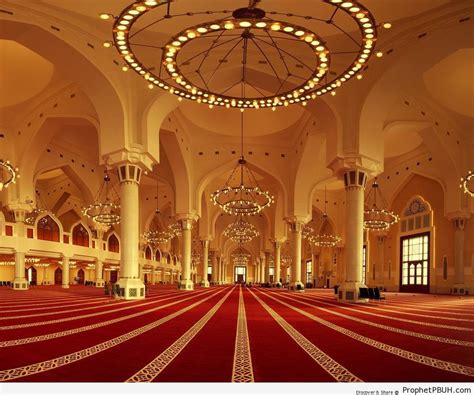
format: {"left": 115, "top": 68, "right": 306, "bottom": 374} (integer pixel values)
{"left": 402, "top": 195, "right": 433, "bottom": 218}
{"left": 0, "top": 18, "right": 127, "bottom": 160}
{"left": 107, "top": 232, "right": 120, "bottom": 253}
{"left": 70, "top": 220, "right": 91, "bottom": 248}
{"left": 34, "top": 212, "right": 63, "bottom": 242}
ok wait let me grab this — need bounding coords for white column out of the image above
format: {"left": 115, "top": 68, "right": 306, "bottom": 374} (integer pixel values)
{"left": 273, "top": 241, "right": 282, "bottom": 286}
{"left": 178, "top": 216, "right": 195, "bottom": 290}
{"left": 13, "top": 251, "right": 28, "bottom": 290}
{"left": 264, "top": 251, "right": 271, "bottom": 284}
{"left": 11, "top": 207, "right": 30, "bottom": 290}
{"left": 339, "top": 169, "right": 368, "bottom": 302}
{"left": 288, "top": 221, "right": 304, "bottom": 291}
{"left": 255, "top": 259, "right": 260, "bottom": 283}
{"left": 151, "top": 267, "right": 156, "bottom": 285}
{"left": 452, "top": 217, "right": 468, "bottom": 294}
{"left": 116, "top": 163, "right": 145, "bottom": 300}
{"left": 312, "top": 253, "right": 318, "bottom": 288}
{"left": 211, "top": 251, "right": 218, "bottom": 284}
{"left": 219, "top": 258, "right": 225, "bottom": 284}
{"left": 62, "top": 256, "right": 70, "bottom": 289}
{"left": 95, "top": 258, "right": 104, "bottom": 287}
{"left": 200, "top": 239, "right": 210, "bottom": 287}
{"left": 375, "top": 235, "right": 386, "bottom": 286}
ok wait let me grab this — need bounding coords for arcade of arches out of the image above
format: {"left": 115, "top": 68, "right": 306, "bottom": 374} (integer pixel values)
{"left": 0, "top": 0, "right": 473, "bottom": 384}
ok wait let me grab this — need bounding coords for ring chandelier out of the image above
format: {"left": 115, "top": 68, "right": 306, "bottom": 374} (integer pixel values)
{"left": 108, "top": 0, "right": 379, "bottom": 109}
{"left": 0, "top": 160, "right": 19, "bottom": 192}
{"left": 309, "top": 186, "right": 342, "bottom": 247}
{"left": 460, "top": 170, "right": 473, "bottom": 197}
{"left": 224, "top": 216, "right": 259, "bottom": 244}
{"left": 142, "top": 181, "right": 174, "bottom": 245}
{"left": 83, "top": 170, "right": 120, "bottom": 226}
{"left": 364, "top": 178, "right": 399, "bottom": 231}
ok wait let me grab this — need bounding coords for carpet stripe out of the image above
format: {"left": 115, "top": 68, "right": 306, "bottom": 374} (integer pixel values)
{"left": 255, "top": 289, "right": 474, "bottom": 378}
{"left": 0, "top": 289, "right": 216, "bottom": 348}
{"left": 232, "top": 286, "right": 254, "bottom": 383}
{"left": 249, "top": 289, "right": 361, "bottom": 383}
{"left": 0, "top": 287, "right": 227, "bottom": 382}
{"left": 126, "top": 286, "right": 235, "bottom": 382}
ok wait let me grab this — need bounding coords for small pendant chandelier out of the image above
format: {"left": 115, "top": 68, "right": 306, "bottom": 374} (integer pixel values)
{"left": 364, "top": 178, "right": 399, "bottom": 231}
{"left": 168, "top": 221, "right": 182, "bottom": 237}
{"left": 309, "top": 186, "right": 341, "bottom": 247}
{"left": 460, "top": 170, "right": 473, "bottom": 197}
{"left": 223, "top": 215, "right": 259, "bottom": 244}
{"left": 281, "top": 241, "right": 292, "bottom": 266}
{"left": 211, "top": 110, "right": 273, "bottom": 216}
{"left": 83, "top": 170, "right": 120, "bottom": 225}
{"left": 25, "top": 190, "right": 48, "bottom": 225}
{"left": 232, "top": 246, "right": 251, "bottom": 265}
{"left": 142, "top": 181, "right": 173, "bottom": 245}
{"left": 191, "top": 239, "right": 202, "bottom": 266}
{"left": 0, "top": 159, "right": 19, "bottom": 191}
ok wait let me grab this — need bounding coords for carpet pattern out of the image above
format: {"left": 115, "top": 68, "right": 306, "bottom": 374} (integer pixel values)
{"left": 0, "top": 285, "right": 473, "bottom": 382}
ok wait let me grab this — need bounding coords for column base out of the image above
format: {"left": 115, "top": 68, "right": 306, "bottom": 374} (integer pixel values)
{"left": 179, "top": 279, "right": 194, "bottom": 290}
{"left": 272, "top": 282, "right": 282, "bottom": 288}
{"left": 13, "top": 278, "right": 29, "bottom": 290}
{"left": 337, "top": 282, "right": 368, "bottom": 303}
{"left": 95, "top": 280, "right": 105, "bottom": 288}
{"left": 288, "top": 281, "right": 304, "bottom": 292}
{"left": 452, "top": 284, "right": 467, "bottom": 295}
{"left": 200, "top": 280, "right": 210, "bottom": 288}
{"left": 62, "top": 284, "right": 70, "bottom": 289}
{"left": 115, "top": 278, "right": 146, "bottom": 300}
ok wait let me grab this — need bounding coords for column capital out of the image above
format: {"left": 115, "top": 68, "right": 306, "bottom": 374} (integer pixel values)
{"left": 7, "top": 203, "right": 33, "bottom": 223}
{"left": 176, "top": 213, "right": 199, "bottom": 229}
{"left": 447, "top": 211, "right": 471, "bottom": 222}
{"left": 116, "top": 163, "right": 144, "bottom": 185}
{"left": 92, "top": 223, "right": 110, "bottom": 239}
{"left": 104, "top": 147, "right": 155, "bottom": 172}
{"left": 327, "top": 156, "right": 382, "bottom": 180}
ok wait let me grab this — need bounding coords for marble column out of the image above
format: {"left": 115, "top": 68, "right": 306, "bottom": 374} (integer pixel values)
{"left": 375, "top": 235, "right": 386, "bottom": 286}
{"left": 11, "top": 207, "right": 30, "bottom": 290}
{"left": 312, "top": 253, "right": 318, "bottom": 288}
{"left": 452, "top": 217, "right": 468, "bottom": 294}
{"left": 211, "top": 251, "right": 218, "bottom": 284}
{"left": 338, "top": 169, "right": 368, "bottom": 302}
{"left": 62, "top": 256, "right": 70, "bottom": 289}
{"left": 151, "top": 267, "right": 156, "bottom": 285}
{"left": 273, "top": 241, "right": 282, "bottom": 286}
{"left": 200, "top": 239, "right": 210, "bottom": 287}
{"left": 288, "top": 221, "right": 304, "bottom": 291}
{"left": 264, "top": 251, "right": 271, "bottom": 284}
{"left": 178, "top": 215, "right": 195, "bottom": 290}
{"left": 115, "top": 163, "right": 145, "bottom": 299}
{"left": 95, "top": 258, "right": 104, "bottom": 287}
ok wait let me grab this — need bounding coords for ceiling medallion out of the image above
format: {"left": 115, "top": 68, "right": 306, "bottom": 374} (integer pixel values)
{"left": 460, "top": 170, "right": 473, "bottom": 197}
{"left": 110, "top": 0, "right": 378, "bottom": 109}
{"left": 224, "top": 216, "right": 259, "bottom": 244}
{"left": 364, "top": 178, "right": 399, "bottom": 231}
{"left": 309, "top": 186, "right": 342, "bottom": 247}
{"left": 83, "top": 170, "right": 120, "bottom": 225}
{"left": 0, "top": 159, "right": 19, "bottom": 191}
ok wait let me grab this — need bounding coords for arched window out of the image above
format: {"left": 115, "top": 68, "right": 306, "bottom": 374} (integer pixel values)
{"left": 108, "top": 234, "right": 120, "bottom": 253}
{"left": 72, "top": 223, "right": 89, "bottom": 247}
{"left": 37, "top": 215, "right": 60, "bottom": 242}
{"left": 145, "top": 246, "right": 152, "bottom": 260}
{"left": 155, "top": 249, "right": 162, "bottom": 262}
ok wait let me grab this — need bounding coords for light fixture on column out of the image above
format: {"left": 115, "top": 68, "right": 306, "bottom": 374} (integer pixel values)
{"left": 25, "top": 190, "right": 48, "bottom": 225}
{"left": 309, "top": 187, "right": 342, "bottom": 247}
{"left": 460, "top": 170, "right": 473, "bottom": 197}
{"left": 83, "top": 170, "right": 120, "bottom": 225}
{"left": 109, "top": 1, "right": 378, "bottom": 109}
{"left": 142, "top": 181, "right": 173, "bottom": 245}
{"left": 364, "top": 178, "right": 399, "bottom": 230}
{"left": 0, "top": 159, "right": 19, "bottom": 191}
{"left": 223, "top": 215, "right": 259, "bottom": 243}
{"left": 211, "top": 111, "right": 274, "bottom": 216}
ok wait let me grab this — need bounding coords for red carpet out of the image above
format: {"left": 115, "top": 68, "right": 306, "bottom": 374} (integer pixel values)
{"left": 0, "top": 285, "right": 473, "bottom": 382}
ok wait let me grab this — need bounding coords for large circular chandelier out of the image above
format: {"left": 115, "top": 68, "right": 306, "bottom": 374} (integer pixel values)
{"left": 142, "top": 181, "right": 173, "bottom": 245}
{"left": 168, "top": 222, "right": 182, "bottom": 237}
{"left": 224, "top": 216, "right": 259, "bottom": 243}
{"left": 108, "top": 0, "right": 378, "bottom": 109}
{"left": 83, "top": 170, "right": 120, "bottom": 225}
{"left": 460, "top": 170, "right": 473, "bottom": 197}
{"left": 0, "top": 159, "right": 19, "bottom": 191}
{"left": 211, "top": 112, "right": 274, "bottom": 215}
{"left": 364, "top": 178, "right": 399, "bottom": 231}
{"left": 309, "top": 187, "right": 341, "bottom": 247}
